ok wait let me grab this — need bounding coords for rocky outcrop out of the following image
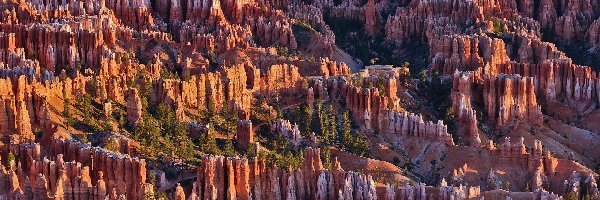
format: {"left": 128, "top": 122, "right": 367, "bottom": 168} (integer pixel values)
{"left": 319, "top": 58, "right": 352, "bottom": 78}
{"left": 127, "top": 88, "right": 143, "bottom": 128}
{"left": 191, "top": 147, "right": 395, "bottom": 199}
{"left": 451, "top": 69, "right": 543, "bottom": 129}
{"left": 495, "top": 137, "right": 555, "bottom": 175}
{"left": 48, "top": 139, "right": 150, "bottom": 198}
{"left": 483, "top": 74, "right": 543, "bottom": 127}
{"left": 589, "top": 18, "right": 600, "bottom": 50}
{"left": 496, "top": 59, "right": 600, "bottom": 106}
{"left": 364, "top": 0, "right": 381, "bottom": 36}
{"left": 377, "top": 110, "right": 455, "bottom": 145}
{"left": 174, "top": 184, "right": 186, "bottom": 200}
{"left": 236, "top": 120, "right": 254, "bottom": 150}
{"left": 384, "top": 0, "right": 483, "bottom": 45}
{"left": 259, "top": 63, "right": 302, "bottom": 96}
{"left": 429, "top": 34, "right": 510, "bottom": 75}
{"left": 0, "top": 19, "right": 128, "bottom": 71}
{"left": 272, "top": 119, "right": 302, "bottom": 146}
{"left": 2, "top": 138, "right": 153, "bottom": 199}
{"left": 308, "top": 75, "right": 453, "bottom": 144}
{"left": 564, "top": 171, "right": 599, "bottom": 199}
{"left": 179, "top": 23, "right": 253, "bottom": 53}
{"left": 451, "top": 70, "right": 483, "bottom": 146}
{"left": 0, "top": 75, "right": 58, "bottom": 143}
{"left": 385, "top": 178, "right": 481, "bottom": 200}
{"left": 330, "top": 3, "right": 365, "bottom": 24}
{"left": 287, "top": 4, "right": 336, "bottom": 51}
{"left": 102, "top": 0, "right": 156, "bottom": 31}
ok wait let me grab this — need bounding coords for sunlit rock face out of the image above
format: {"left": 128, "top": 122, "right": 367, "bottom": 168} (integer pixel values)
{"left": 0, "top": 0, "right": 599, "bottom": 199}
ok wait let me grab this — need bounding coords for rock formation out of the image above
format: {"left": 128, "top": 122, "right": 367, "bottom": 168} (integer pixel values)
{"left": 1, "top": 0, "right": 599, "bottom": 199}
{"left": 483, "top": 74, "right": 543, "bottom": 127}
{"left": 452, "top": 70, "right": 483, "bottom": 146}
{"left": 236, "top": 119, "right": 254, "bottom": 150}
{"left": 1, "top": 138, "right": 153, "bottom": 199}
{"left": 377, "top": 110, "right": 455, "bottom": 145}
{"left": 187, "top": 147, "right": 517, "bottom": 199}
{"left": 127, "top": 88, "right": 143, "bottom": 128}
{"left": 272, "top": 119, "right": 302, "bottom": 146}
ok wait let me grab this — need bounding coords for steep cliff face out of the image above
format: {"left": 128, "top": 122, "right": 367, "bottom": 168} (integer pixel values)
{"left": 451, "top": 71, "right": 483, "bottom": 147}
{"left": 385, "top": 0, "right": 484, "bottom": 45}
{"left": 127, "top": 88, "right": 143, "bottom": 128}
{"left": 192, "top": 147, "right": 375, "bottom": 200}
{"left": 179, "top": 23, "right": 253, "bottom": 53}
{"left": 377, "top": 110, "right": 455, "bottom": 145}
{"left": 589, "top": 18, "right": 600, "bottom": 50}
{"left": 259, "top": 63, "right": 302, "bottom": 96}
{"left": 483, "top": 74, "right": 543, "bottom": 127}
{"left": 236, "top": 119, "right": 254, "bottom": 149}
{"left": 496, "top": 59, "right": 600, "bottom": 106}
{"left": 2, "top": 139, "right": 152, "bottom": 199}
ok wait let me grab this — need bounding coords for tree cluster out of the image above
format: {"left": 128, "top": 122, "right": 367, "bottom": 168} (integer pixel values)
{"left": 133, "top": 103, "right": 196, "bottom": 161}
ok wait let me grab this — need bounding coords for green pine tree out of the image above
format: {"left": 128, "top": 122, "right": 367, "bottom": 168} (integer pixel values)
{"left": 352, "top": 134, "right": 370, "bottom": 156}
{"left": 327, "top": 105, "right": 337, "bottom": 145}
{"left": 63, "top": 97, "right": 74, "bottom": 128}
{"left": 134, "top": 114, "right": 161, "bottom": 157}
{"left": 301, "top": 103, "right": 313, "bottom": 136}
{"left": 316, "top": 100, "right": 330, "bottom": 144}
{"left": 222, "top": 140, "right": 237, "bottom": 157}
{"left": 200, "top": 126, "right": 220, "bottom": 155}
{"left": 339, "top": 111, "right": 353, "bottom": 150}
{"left": 321, "top": 147, "right": 333, "bottom": 170}
{"left": 172, "top": 121, "right": 195, "bottom": 161}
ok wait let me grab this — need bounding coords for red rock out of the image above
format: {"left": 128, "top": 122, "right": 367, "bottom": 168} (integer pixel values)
{"left": 364, "top": 0, "right": 381, "bottom": 36}
{"left": 174, "top": 184, "right": 186, "bottom": 200}
{"left": 126, "top": 88, "right": 143, "bottom": 128}
{"left": 236, "top": 120, "right": 254, "bottom": 150}
{"left": 378, "top": 110, "right": 455, "bottom": 145}
{"left": 589, "top": 19, "right": 600, "bottom": 49}
{"left": 260, "top": 63, "right": 301, "bottom": 96}
{"left": 481, "top": 74, "right": 543, "bottom": 127}
{"left": 451, "top": 71, "right": 482, "bottom": 146}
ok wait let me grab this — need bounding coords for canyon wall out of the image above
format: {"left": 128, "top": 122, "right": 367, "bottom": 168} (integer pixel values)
{"left": 1, "top": 139, "right": 153, "bottom": 199}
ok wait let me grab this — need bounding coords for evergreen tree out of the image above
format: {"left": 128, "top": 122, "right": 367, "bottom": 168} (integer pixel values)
{"left": 222, "top": 140, "right": 237, "bottom": 157}
{"left": 79, "top": 94, "right": 94, "bottom": 124}
{"left": 321, "top": 147, "right": 333, "bottom": 170}
{"left": 294, "top": 105, "right": 303, "bottom": 127}
{"left": 245, "top": 143, "right": 257, "bottom": 159}
{"left": 63, "top": 97, "right": 74, "bottom": 128}
{"left": 301, "top": 104, "right": 313, "bottom": 136}
{"left": 104, "top": 138, "right": 120, "bottom": 152}
{"left": 377, "top": 74, "right": 386, "bottom": 95}
{"left": 140, "top": 80, "right": 151, "bottom": 110}
{"left": 562, "top": 192, "right": 577, "bottom": 200}
{"left": 339, "top": 111, "right": 353, "bottom": 150}
{"left": 6, "top": 152, "right": 16, "bottom": 165}
{"left": 171, "top": 120, "right": 195, "bottom": 161}
{"left": 206, "top": 100, "right": 217, "bottom": 125}
{"left": 317, "top": 100, "right": 332, "bottom": 145}
{"left": 352, "top": 134, "right": 370, "bottom": 156}
{"left": 326, "top": 105, "right": 337, "bottom": 145}
{"left": 199, "top": 125, "right": 220, "bottom": 155}
{"left": 356, "top": 73, "right": 364, "bottom": 87}
{"left": 134, "top": 114, "right": 162, "bottom": 156}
